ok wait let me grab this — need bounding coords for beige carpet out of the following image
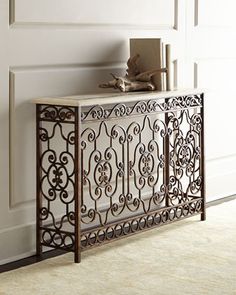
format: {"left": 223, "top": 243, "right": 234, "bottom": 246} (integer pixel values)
{"left": 0, "top": 200, "right": 236, "bottom": 295}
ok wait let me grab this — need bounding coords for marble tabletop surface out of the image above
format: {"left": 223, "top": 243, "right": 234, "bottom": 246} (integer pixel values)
{"left": 31, "top": 88, "right": 204, "bottom": 107}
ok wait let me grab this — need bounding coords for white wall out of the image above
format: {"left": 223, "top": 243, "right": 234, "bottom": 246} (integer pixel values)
{"left": 186, "top": 0, "right": 236, "bottom": 200}
{"left": 0, "top": 0, "right": 236, "bottom": 264}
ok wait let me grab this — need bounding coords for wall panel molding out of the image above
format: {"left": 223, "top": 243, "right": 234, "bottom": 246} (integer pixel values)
{"left": 8, "top": 57, "right": 179, "bottom": 209}
{"left": 173, "top": 0, "right": 179, "bottom": 30}
{"left": 9, "top": 0, "right": 15, "bottom": 25}
{"left": 173, "top": 59, "right": 178, "bottom": 88}
{"left": 193, "top": 58, "right": 236, "bottom": 161}
{"left": 9, "top": 70, "right": 35, "bottom": 209}
{"left": 10, "top": 23, "right": 175, "bottom": 31}
{"left": 194, "top": 0, "right": 236, "bottom": 29}
{"left": 194, "top": 62, "right": 198, "bottom": 87}
{"left": 9, "top": 70, "right": 18, "bottom": 209}
{"left": 10, "top": 0, "right": 177, "bottom": 30}
{"left": 10, "top": 62, "right": 126, "bottom": 73}
{"left": 194, "top": 0, "right": 199, "bottom": 27}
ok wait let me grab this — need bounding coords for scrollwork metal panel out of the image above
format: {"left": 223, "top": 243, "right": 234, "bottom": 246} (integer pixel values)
{"left": 36, "top": 105, "right": 79, "bottom": 253}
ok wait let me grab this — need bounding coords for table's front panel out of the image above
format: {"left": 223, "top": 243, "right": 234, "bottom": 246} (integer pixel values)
{"left": 80, "top": 94, "right": 204, "bottom": 248}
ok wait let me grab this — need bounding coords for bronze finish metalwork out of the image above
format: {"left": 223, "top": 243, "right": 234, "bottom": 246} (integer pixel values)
{"left": 36, "top": 93, "right": 205, "bottom": 262}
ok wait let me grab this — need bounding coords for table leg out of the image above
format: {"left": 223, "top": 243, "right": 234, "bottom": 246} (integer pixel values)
{"left": 200, "top": 94, "right": 206, "bottom": 221}
{"left": 36, "top": 104, "right": 82, "bottom": 262}
{"left": 164, "top": 107, "right": 170, "bottom": 208}
{"left": 74, "top": 106, "right": 81, "bottom": 263}
{"left": 36, "top": 105, "right": 42, "bottom": 257}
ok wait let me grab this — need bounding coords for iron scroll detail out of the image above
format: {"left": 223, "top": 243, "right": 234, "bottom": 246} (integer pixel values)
{"left": 81, "top": 95, "right": 202, "bottom": 122}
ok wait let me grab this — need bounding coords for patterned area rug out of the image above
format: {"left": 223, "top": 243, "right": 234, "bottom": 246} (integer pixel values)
{"left": 0, "top": 200, "right": 236, "bottom": 295}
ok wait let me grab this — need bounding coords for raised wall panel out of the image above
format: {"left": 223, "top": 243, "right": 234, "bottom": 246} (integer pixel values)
{"left": 8, "top": 29, "right": 129, "bottom": 66}
{"left": 190, "top": 29, "right": 236, "bottom": 60}
{"left": 12, "top": 0, "right": 175, "bottom": 27}
{"left": 188, "top": 0, "right": 236, "bottom": 203}
{"left": 194, "top": 58, "right": 236, "bottom": 202}
{"left": 10, "top": 65, "right": 124, "bottom": 208}
{"left": 196, "top": 0, "right": 236, "bottom": 27}
{"left": 194, "top": 59, "right": 236, "bottom": 160}
{"left": 8, "top": 28, "right": 184, "bottom": 69}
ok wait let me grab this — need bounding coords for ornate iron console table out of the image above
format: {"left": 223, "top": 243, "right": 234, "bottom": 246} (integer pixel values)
{"left": 33, "top": 89, "right": 205, "bottom": 263}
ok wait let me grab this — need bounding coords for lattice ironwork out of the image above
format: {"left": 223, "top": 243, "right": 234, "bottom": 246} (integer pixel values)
{"left": 36, "top": 93, "right": 205, "bottom": 263}
{"left": 81, "top": 198, "right": 203, "bottom": 249}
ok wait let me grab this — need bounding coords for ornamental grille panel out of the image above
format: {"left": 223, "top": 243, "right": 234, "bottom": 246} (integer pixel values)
{"left": 36, "top": 93, "right": 205, "bottom": 263}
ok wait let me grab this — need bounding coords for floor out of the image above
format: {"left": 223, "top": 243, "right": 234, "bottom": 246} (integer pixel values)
{"left": 0, "top": 195, "right": 235, "bottom": 274}
{"left": 0, "top": 196, "right": 235, "bottom": 295}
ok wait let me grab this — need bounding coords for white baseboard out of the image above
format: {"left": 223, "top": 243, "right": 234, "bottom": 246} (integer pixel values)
{"left": 0, "top": 223, "right": 36, "bottom": 265}
{"left": 206, "top": 171, "right": 236, "bottom": 202}
{"left": 206, "top": 155, "right": 236, "bottom": 202}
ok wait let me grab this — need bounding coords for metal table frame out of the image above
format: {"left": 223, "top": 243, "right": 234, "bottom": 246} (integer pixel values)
{"left": 35, "top": 91, "right": 205, "bottom": 263}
